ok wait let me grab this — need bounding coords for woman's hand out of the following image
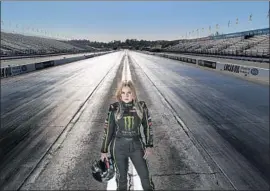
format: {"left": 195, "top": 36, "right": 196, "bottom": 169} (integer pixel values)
{"left": 101, "top": 152, "right": 108, "bottom": 162}
{"left": 143, "top": 147, "right": 153, "bottom": 159}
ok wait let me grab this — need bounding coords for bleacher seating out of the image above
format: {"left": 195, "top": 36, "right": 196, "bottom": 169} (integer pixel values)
{"left": 207, "top": 37, "right": 242, "bottom": 54}
{"left": 1, "top": 32, "right": 84, "bottom": 56}
{"left": 221, "top": 35, "right": 267, "bottom": 56}
{"left": 194, "top": 39, "right": 224, "bottom": 53}
{"left": 164, "top": 30, "right": 269, "bottom": 58}
{"left": 1, "top": 28, "right": 269, "bottom": 59}
{"left": 244, "top": 35, "right": 269, "bottom": 57}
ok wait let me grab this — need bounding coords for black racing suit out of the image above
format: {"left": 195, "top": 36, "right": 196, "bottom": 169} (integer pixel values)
{"left": 101, "top": 100, "right": 155, "bottom": 191}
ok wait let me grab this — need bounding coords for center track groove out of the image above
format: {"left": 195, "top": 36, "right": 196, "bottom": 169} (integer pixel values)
{"left": 17, "top": 54, "right": 126, "bottom": 191}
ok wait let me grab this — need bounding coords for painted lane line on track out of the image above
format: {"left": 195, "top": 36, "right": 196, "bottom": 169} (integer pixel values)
{"left": 106, "top": 52, "right": 143, "bottom": 191}
{"left": 126, "top": 54, "right": 144, "bottom": 191}
{"left": 125, "top": 53, "right": 143, "bottom": 191}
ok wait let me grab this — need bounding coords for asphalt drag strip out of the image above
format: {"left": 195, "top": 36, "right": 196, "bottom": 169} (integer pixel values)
{"left": 23, "top": 51, "right": 238, "bottom": 190}
{"left": 12, "top": 50, "right": 268, "bottom": 190}
{"left": 21, "top": 50, "right": 232, "bottom": 191}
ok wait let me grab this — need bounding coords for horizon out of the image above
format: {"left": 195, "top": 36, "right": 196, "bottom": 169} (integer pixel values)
{"left": 1, "top": 1, "right": 269, "bottom": 42}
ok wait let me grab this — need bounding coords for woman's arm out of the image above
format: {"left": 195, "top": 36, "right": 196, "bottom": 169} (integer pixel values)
{"left": 101, "top": 104, "right": 116, "bottom": 153}
{"left": 141, "top": 101, "right": 153, "bottom": 148}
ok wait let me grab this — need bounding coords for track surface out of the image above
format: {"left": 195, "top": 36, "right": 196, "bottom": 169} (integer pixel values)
{"left": 0, "top": 50, "right": 269, "bottom": 190}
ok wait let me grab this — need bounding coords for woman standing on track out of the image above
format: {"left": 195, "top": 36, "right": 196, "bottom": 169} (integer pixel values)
{"left": 100, "top": 80, "right": 155, "bottom": 191}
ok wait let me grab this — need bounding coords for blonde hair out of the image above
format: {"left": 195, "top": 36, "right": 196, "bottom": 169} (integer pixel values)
{"left": 114, "top": 80, "right": 143, "bottom": 120}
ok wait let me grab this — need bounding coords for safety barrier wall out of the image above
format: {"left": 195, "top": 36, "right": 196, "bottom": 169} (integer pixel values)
{"left": 54, "top": 56, "right": 86, "bottom": 66}
{"left": 1, "top": 51, "right": 113, "bottom": 78}
{"left": 216, "top": 62, "right": 269, "bottom": 80}
{"left": 143, "top": 51, "right": 269, "bottom": 82}
{"left": 1, "top": 51, "right": 111, "bottom": 60}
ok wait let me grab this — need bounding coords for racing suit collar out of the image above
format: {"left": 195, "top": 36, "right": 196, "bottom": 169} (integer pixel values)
{"left": 121, "top": 100, "right": 134, "bottom": 108}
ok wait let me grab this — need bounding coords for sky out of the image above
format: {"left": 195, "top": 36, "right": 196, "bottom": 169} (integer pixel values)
{"left": 1, "top": 1, "right": 269, "bottom": 42}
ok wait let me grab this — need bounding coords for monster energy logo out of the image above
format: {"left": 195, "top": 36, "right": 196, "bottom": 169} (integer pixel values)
{"left": 124, "top": 116, "right": 134, "bottom": 130}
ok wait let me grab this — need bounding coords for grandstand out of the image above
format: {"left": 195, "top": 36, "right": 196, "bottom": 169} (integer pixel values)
{"left": 0, "top": 32, "right": 97, "bottom": 57}
{"left": 1, "top": 27, "right": 269, "bottom": 60}
{"left": 164, "top": 28, "right": 269, "bottom": 59}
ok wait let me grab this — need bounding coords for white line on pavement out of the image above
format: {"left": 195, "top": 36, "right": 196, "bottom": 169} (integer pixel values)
{"left": 107, "top": 52, "right": 143, "bottom": 190}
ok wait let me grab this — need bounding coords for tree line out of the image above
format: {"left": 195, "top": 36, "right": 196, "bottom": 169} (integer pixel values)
{"left": 64, "top": 39, "right": 180, "bottom": 50}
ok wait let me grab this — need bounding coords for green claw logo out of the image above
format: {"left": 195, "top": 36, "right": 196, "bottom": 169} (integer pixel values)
{"left": 124, "top": 116, "right": 134, "bottom": 130}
